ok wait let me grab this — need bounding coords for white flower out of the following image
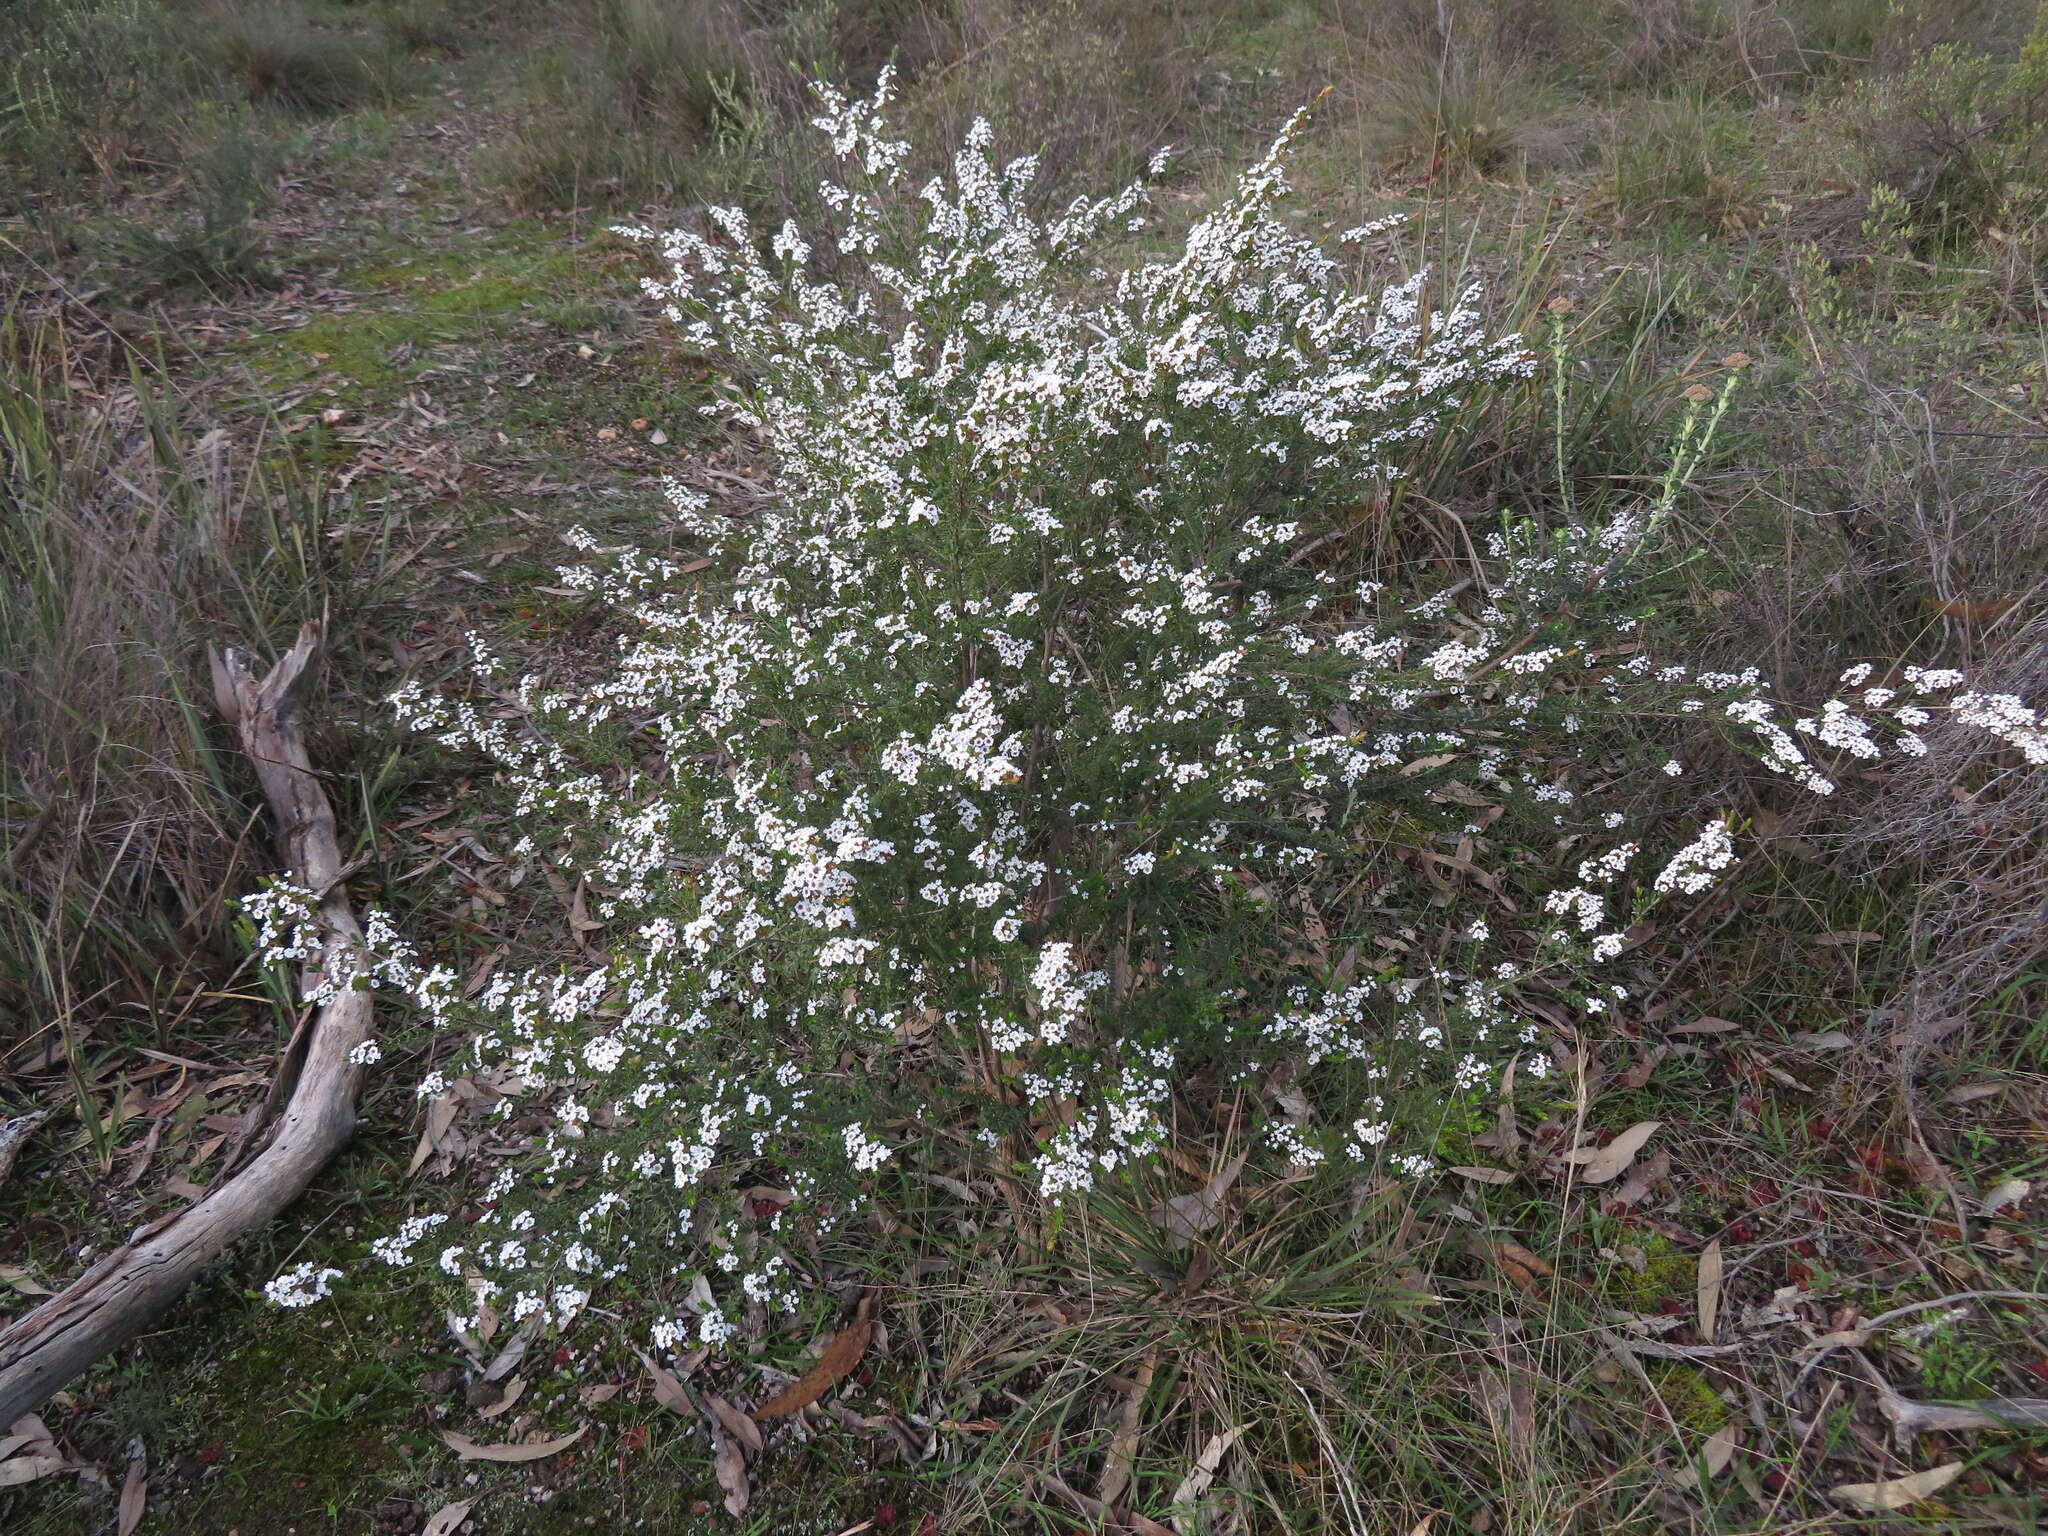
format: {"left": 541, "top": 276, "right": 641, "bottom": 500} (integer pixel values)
{"left": 1653, "top": 821, "right": 1739, "bottom": 895}
{"left": 842, "top": 1122, "right": 893, "bottom": 1173}
{"left": 265, "top": 1262, "right": 342, "bottom": 1309}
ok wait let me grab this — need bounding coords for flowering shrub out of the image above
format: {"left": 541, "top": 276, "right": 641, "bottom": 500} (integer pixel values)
{"left": 257, "top": 76, "right": 2048, "bottom": 1351}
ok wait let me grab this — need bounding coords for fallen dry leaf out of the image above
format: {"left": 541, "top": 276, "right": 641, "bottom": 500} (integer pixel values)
{"left": 755, "top": 1297, "right": 873, "bottom": 1419}
{"left": 408, "top": 1090, "right": 462, "bottom": 1177}
{"left": 0, "top": 1264, "right": 55, "bottom": 1297}
{"left": 1702, "top": 1421, "right": 1739, "bottom": 1476}
{"left": 710, "top": 1417, "right": 749, "bottom": 1516}
{"left": 632, "top": 1347, "right": 696, "bottom": 1415}
{"left": 482, "top": 1316, "right": 538, "bottom": 1382}
{"left": 1097, "top": 1345, "right": 1157, "bottom": 1506}
{"left": 1612, "top": 1149, "right": 1671, "bottom": 1209}
{"left": 1790, "top": 1030, "right": 1852, "bottom": 1050}
{"left": 1830, "top": 1461, "right": 1963, "bottom": 1510}
{"left": 1471, "top": 1366, "right": 1536, "bottom": 1459}
{"left": 439, "top": 1424, "right": 587, "bottom": 1462}
{"left": 705, "top": 1393, "right": 764, "bottom": 1455}
{"left": 477, "top": 1376, "right": 527, "bottom": 1419}
{"left": 420, "top": 1497, "right": 479, "bottom": 1536}
{"left": 1671, "top": 1016, "right": 1741, "bottom": 1034}
{"left": 1447, "top": 1165, "right": 1516, "bottom": 1185}
{"left": 1673, "top": 1422, "right": 1740, "bottom": 1488}
{"left": 1978, "top": 1178, "right": 2030, "bottom": 1215}
{"left": 1494, "top": 1240, "right": 1554, "bottom": 1279}
{"left": 567, "top": 879, "right": 604, "bottom": 939}
{"left": 1172, "top": 1423, "right": 1246, "bottom": 1508}
{"left": 1567, "top": 1121, "right": 1662, "bottom": 1184}
{"left": 118, "top": 1445, "right": 147, "bottom": 1536}
{"left": 0, "top": 1450, "right": 68, "bottom": 1487}
{"left": 1150, "top": 1148, "right": 1250, "bottom": 1247}
{"left": 1697, "top": 1238, "right": 1723, "bottom": 1344}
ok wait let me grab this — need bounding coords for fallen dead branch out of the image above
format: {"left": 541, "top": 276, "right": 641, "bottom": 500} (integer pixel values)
{"left": 1849, "top": 1350, "right": 2048, "bottom": 1446}
{"left": 1879, "top": 1391, "right": 2048, "bottom": 1442}
{"left": 0, "top": 624, "right": 373, "bottom": 1426}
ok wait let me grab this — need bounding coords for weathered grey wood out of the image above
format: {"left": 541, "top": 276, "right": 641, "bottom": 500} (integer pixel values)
{"left": 0, "top": 624, "right": 373, "bottom": 1426}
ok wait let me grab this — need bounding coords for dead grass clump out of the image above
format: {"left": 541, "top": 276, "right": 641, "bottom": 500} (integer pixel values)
{"left": 492, "top": 0, "right": 753, "bottom": 210}
{"left": 905, "top": 0, "right": 1229, "bottom": 198}
{"left": 1749, "top": 375, "right": 2048, "bottom": 1059}
{"left": 0, "top": 321, "right": 339, "bottom": 1068}
{"left": 1605, "top": 90, "right": 1761, "bottom": 232}
{"left": 1351, "top": 33, "right": 1574, "bottom": 184}
{"left": 94, "top": 108, "right": 287, "bottom": 296}
{"left": 1775, "top": 0, "right": 2027, "bottom": 77}
{"left": 377, "top": 0, "right": 467, "bottom": 57}
{"left": 204, "top": 2, "right": 406, "bottom": 114}
{"left": 1849, "top": 613, "right": 2048, "bottom": 1044}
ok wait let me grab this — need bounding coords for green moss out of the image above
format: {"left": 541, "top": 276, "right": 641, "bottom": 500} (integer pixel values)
{"left": 1599, "top": 1232, "right": 1697, "bottom": 1309}
{"left": 256, "top": 308, "right": 441, "bottom": 391}
{"left": 245, "top": 234, "right": 598, "bottom": 396}
{"left": 1646, "top": 1362, "right": 1732, "bottom": 1433}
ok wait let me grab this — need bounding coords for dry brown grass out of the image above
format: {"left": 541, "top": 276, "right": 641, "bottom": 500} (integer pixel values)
{"left": 0, "top": 316, "right": 352, "bottom": 1071}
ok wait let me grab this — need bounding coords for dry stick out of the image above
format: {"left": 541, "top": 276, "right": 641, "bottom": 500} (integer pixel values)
{"left": 1847, "top": 1350, "right": 2048, "bottom": 1445}
{"left": 0, "top": 624, "right": 373, "bottom": 1426}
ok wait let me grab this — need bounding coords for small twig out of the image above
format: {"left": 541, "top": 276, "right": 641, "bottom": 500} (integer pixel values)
{"left": 1606, "top": 1333, "right": 1749, "bottom": 1362}
{"left": 1845, "top": 1289, "right": 2047, "bottom": 1339}
{"left": 1788, "top": 1289, "right": 2048, "bottom": 1403}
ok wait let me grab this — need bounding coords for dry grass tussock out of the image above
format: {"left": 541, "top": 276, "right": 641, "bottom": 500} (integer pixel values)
{"left": 0, "top": 320, "right": 357, "bottom": 1072}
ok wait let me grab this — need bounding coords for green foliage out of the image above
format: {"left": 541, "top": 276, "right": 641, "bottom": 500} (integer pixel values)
{"left": 1606, "top": 90, "right": 1758, "bottom": 233}
{"left": 0, "top": 0, "right": 194, "bottom": 185}
{"left": 94, "top": 108, "right": 285, "bottom": 294}
{"left": 1835, "top": 41, "right": 2048, "bottom": 247}
{"left": 0, "top": 0, "right": 417, "bottom": 205}
{"left": 8, "top": 6, "right": 2048, "bottom": 1534}
{"left": 1645, "top": 1361, "right": 1733, "bottom": 1432}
